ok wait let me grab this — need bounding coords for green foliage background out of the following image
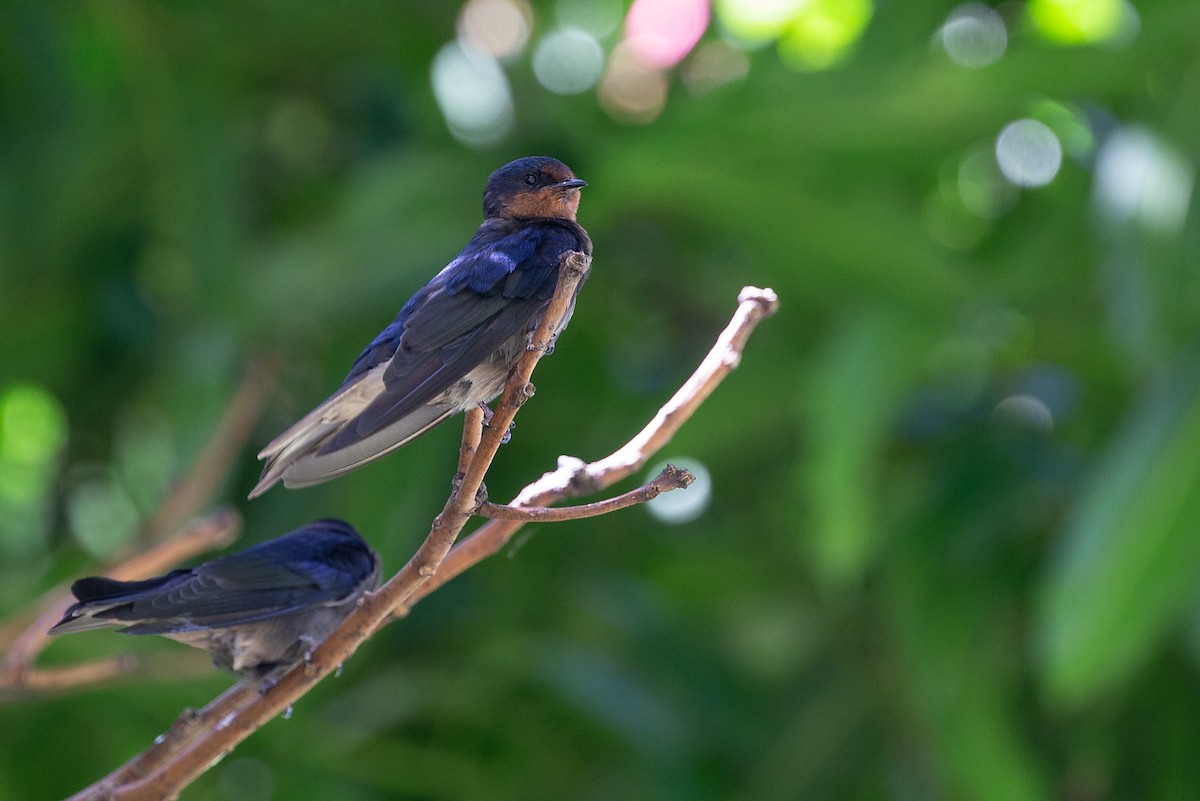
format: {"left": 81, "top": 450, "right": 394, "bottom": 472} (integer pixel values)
{"left": 3, "top": 1, "right": 1200, "bottom": 799}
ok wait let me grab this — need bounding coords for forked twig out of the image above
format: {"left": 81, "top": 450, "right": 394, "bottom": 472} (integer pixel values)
{"left": 476, "top": 464, "right": 694, "bottom": 522}
{"left": 412, "top": 286, "right": 780, "bottom": 602}
{"left": 67, "top": 277, "right": 778, "bottom": 801}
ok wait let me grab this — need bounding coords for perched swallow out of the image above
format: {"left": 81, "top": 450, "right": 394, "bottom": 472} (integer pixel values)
{"left": 249, "top": 156, "right": 591, "bottom": 497}
{"left": 49, "top": 519, "right": 380, "bottom": 679}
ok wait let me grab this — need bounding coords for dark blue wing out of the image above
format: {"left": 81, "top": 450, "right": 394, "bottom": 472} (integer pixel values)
{"left": 325, "top": 219, "right": 586, "bottom": 448}
{"left": 60, "top": 521, "right": 377, "bottom": 632}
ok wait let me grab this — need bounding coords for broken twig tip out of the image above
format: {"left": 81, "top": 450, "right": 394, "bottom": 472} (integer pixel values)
{"left": 661, "top": 464, "right": 696, "bottom": 489}
{"left": 737, "top": 286, "right": 780, "bottom": 314}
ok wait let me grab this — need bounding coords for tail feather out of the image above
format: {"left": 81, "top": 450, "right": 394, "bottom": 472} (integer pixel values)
{"left": 48, "top": 613, "right": 118, "bottom": 635}
{"left": 279, "top": 402, "right": 455, "bottom": 489}
{"left": 48, "top": 572, "right": 188, "bottom": 635}
{"left": 250, "top": 420, "right": 340, "bottom": 498}
{"left": 250, "top": 367, "right": 389, "bottom": 498}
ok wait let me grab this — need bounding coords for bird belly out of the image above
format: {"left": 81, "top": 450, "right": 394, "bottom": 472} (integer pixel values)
{"left": 436, "top": 335, "right": 526, "bottom": 411}
{"left": 438, "top": 363, "right": 508, "bottom": 410}
{"left": 164, "top": 607, "right": 352, "bottom": 677}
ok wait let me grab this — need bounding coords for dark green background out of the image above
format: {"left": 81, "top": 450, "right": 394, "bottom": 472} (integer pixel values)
{"left": 3, "top": 1, "right": 1200, "bottom": 798}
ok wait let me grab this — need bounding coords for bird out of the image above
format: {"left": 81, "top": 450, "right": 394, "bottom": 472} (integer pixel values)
{"left": 48, "top": 519, "right": 381, "bottom": 679}
{"left": 248, "top": 156, "right": 591, "bottom": 498}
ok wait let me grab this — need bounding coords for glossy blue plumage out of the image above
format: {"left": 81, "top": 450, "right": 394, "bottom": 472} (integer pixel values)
{"left": 49, "top": 520, "right": 381, "bottom": 678}
{"left": 251, "top": 157, "right": 590, "bottom": 496}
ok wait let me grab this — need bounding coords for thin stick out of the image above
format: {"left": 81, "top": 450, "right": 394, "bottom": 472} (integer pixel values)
{"left": 97, "top": 251, "right": 592, "bottom": 801}
{"left": 3, "top": 657, "right": 138, "bottom": 696}
{"left": 456, "top": 405, "right": 485, "bottom": 481}
{"left": 412, "top": 286, "right": 780, "bottom": 601}
{"left": 68, "top": 282, "right": 778, "bottom": 801}
{"left": 72, "top": 681, "right": 260, "bottom": 798}
{"left": 477, "top": 465, "right": 693, "bottom": 522}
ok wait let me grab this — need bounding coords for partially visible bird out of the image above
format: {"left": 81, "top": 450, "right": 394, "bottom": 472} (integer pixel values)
{"left": 48, "top": 519, "right": 380, "bottom": 679}
{"left": 249, "top": 156, "right": 591, "bottom": 498}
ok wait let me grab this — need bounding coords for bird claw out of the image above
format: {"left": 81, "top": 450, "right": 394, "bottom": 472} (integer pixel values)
{"left": 257, "top": 672, "right": 281, "bottom": 695}
{"left": 299, "top": 635, "right": 321, "bottom": 668}
{"left": 478, "top": 403, "right": 514, "bottom": 444}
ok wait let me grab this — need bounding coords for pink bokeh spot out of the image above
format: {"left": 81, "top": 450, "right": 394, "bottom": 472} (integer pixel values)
{"left": 624, "top": 0, "right": 711, "bottom": 69}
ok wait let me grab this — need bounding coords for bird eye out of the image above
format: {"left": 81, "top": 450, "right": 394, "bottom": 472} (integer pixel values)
{"left": 523, "top": 172, "right": 539, "bottom": 187}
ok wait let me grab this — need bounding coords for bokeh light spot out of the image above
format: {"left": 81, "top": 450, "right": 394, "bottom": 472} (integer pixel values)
{"left": 646, "top": 458, "right": 712, "bottom": 524}
{"left": 940, "top": 2, "right": 1006, "bottom": 68}
{"left": 1093, "top": 127, "right": 1193, "bottom": 235}
{"left": 958, "top": 146, "right": 1018, "bottom": 218}
{"left": 993, "top": 394, "right": 1055, "bottom": 434}
{"left": 683, "top": 39, "right": 751, "bottom": 95}
{"left": 1029, "top": 0, "right": 1132, "bottom": 45}
{"left": 923, "top": 182, "right": 991, "bottom": 251}
{"left": 1031, "top": 99, "right": 1095, "bottom": 160}
{"left": 1, "top": 384, "right": 68, "bottom": 464}
{"left": 67, "top": 468, "right": 141, "bottom": 558}
{"left": 995, "top": 119, "right": 1062, "bottom": 187}
{"left": 533, "top": 28, "right": 605, "bottom": 94}
{"left": 778, "top": 0, "right": 874, "bottom": 70}
{"left": 457, "top": 0, "right": 533, "bottom": 60}
{"left": 716, "top": 0, "right": 805, "bottom": 43}
{"left": 598, "top": 43, "right": 668, "bottom": 125}
{"left": 0, "top": 384, "right": 67, "bottom": 557}
{"left": 431, "top": 42, "right": 514, "bottom": 147}
{"left": 114, "top": 407, "right": 176, "bottom": 515}
{"left": 625, "top": 0, "right": 710, "bottom": 69}
{"left": 556, "top": 0, "right": 624, "bottom": 37}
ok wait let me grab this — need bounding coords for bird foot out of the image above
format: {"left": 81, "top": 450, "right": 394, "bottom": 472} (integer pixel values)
{"left": 256, "top": 672, "right": 282, "bottom": 695}
{"left": 478, "top": 403, "right": 514, "bottom": 443}
{"left": 299, "top": 634, "right": 320, "bottom": 663}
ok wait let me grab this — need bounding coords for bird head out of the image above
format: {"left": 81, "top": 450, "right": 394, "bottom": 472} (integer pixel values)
{"left": 482, "top": 156, "right": 587, "bottom": 221}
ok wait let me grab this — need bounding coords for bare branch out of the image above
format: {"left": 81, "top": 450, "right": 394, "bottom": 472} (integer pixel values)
{"left": 447, "top": 251, "right": 592, "bottom": 518}
{"left": 477, "top": 464, "right": 694, "bottom": 522}
{"left": 456, "top": 405, "right": 485, "bottom": 481}
{"left": 412, "top": 286, "right": 779, "bottom": 601}
{"left": 66, "top": 281, "right": 777, "bottom": 801}
{"left": 3, "top": 657, "right": 138, "bottom": 696}
{"left": 68, "top": 682, "right": 260, "bottom": 801}
{"left": 522, "top": 286, "right": 781, "bottom": 495}
{"left": 80, "top": 252, "right": 593, "bottom": 801}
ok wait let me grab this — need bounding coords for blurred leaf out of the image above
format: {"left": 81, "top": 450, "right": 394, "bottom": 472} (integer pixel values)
{"left": 890, "top": 557, "right": 1053, "bottom": 801}
{"left": 0, "top": 383, "right": 67, "bottom": 558}
{"left": 1038, "top": 352, "right": 1200, "bottom": 702}
{"left": 800, "top": 308, "right": 929, "bottom": 583}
